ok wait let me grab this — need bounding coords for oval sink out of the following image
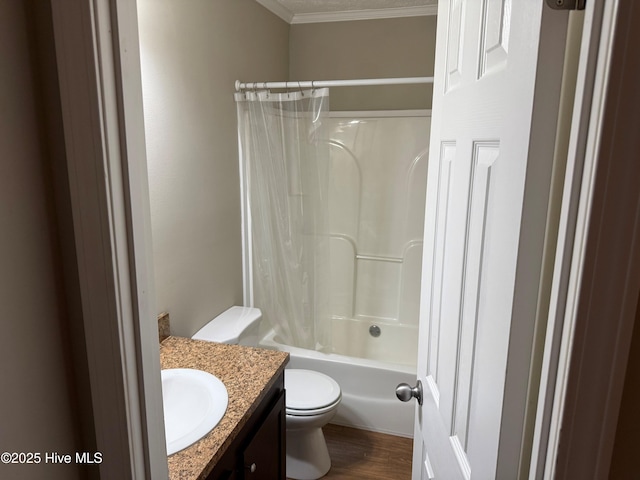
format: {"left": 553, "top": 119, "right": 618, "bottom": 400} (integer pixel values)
{"left": 161, "top": 368, "right": 228, "bottom": 455}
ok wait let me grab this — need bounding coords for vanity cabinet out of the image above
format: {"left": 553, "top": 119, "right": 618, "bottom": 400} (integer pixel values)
{"left": 206, "top": 372, "right": 286, "bottom": 480}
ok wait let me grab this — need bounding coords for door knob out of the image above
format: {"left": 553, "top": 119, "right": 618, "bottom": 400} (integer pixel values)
{"left": 396, "top": 380, "right": 423, "bottom": 405}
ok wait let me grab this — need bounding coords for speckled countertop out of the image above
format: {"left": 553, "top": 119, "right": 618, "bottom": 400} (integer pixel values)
{"left": 160, "top": 336, "right": 289, "bottom": 480}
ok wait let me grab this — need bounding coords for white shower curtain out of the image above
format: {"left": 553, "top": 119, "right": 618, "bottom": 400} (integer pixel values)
{"left": 235, "top": 88, "right": 331, "bottom": 350}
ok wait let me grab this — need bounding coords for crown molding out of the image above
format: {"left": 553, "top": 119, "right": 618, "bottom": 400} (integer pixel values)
{"left": 255, "top": 0, "right": 294, "bottom": 23}
{"left": 291, "top": 5, "right": 438, "bottom": 24}
{"left": 255, "top": 1, "right": 438, "bottom": 25}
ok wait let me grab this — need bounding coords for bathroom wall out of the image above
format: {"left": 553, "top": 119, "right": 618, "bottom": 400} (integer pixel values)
{"left": 138, "top": 0, "right": 289, "bottom": 337}
{"left": 0, "top": 1, "right": 82, "bottom": 478}
{"left": 289, "top": 16, "right": 437, "bottom": 111}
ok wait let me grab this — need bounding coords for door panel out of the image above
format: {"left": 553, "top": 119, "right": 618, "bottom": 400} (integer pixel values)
{"left": 445, "top": 0, "right": 465, "bottom": 91}
{"left": 479, "top": 0, "right": 511, "bottom": 77}
{"left": 413, "top": 1, "right": 568, "bottom": 478}
{"left": 452, "top": 142, "right": 499, "bottom": 451}
{"left": 426, "top": 142, "right": 455, "bottom": 384}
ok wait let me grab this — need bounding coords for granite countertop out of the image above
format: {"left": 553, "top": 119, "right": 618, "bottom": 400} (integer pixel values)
{"left": 160, "top": 336, "right": 289, "bottom": 480}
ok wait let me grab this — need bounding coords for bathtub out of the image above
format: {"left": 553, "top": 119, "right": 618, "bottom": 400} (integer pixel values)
{"left": 326, "top": 315, "right": 418, "bottom": 366}
{"left": 260, "top": 328, "right": 417, "bottom": 438}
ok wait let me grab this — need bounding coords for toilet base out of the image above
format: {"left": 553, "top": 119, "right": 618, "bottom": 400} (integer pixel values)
{"left": 286, "top": 426, "right": 331, "bottom": 480}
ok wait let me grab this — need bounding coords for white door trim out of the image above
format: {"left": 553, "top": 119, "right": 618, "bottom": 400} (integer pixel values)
{"left": 528, "top": 1, "right": 610, "bottom": 477}
{"left": 51, "top": 0, "right": 167, "bottom": 478}
{"left": 539, "top": 0, "right": 640, "bottom": 478}
{"left": 52, "top": 0, "right": 637, "bottom": 477}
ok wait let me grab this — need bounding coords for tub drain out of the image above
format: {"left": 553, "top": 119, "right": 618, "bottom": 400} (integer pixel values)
{"left": 369, "top": 325, "right": 381, "bottom": 338}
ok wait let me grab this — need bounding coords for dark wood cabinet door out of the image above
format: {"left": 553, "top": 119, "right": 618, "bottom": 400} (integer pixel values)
{"left": 205, "top": 373, "right": 286, "bottom": 480}
{"left": 216, "top": 469, "right": 238, "bottom": 480}
{"left": 241, "top": 390, "right": 285, "bottom": 480}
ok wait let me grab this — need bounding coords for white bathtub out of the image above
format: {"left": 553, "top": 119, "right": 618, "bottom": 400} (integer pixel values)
{"left": 327, "top": 316, "right": 418, "bottom": 366}
{"left": 260, "top": 329, "right": 417, "bottom": 438}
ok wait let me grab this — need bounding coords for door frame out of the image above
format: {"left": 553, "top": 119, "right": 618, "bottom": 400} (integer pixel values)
{"left": 533, "top": 1, "right": 640, "bottom": 478}
{"left": 50, "top": 0, "right": 167, "bottom": 478}
{"left": 50, "top": 0, "right": 639, "bottom": 478}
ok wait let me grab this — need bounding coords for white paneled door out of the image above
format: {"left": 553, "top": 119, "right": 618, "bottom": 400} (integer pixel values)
{"left": 412, "top": 1, "right": 569, "bottom": 479}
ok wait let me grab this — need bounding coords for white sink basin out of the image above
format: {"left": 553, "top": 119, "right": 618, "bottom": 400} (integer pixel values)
{"left": 161, "top": 368, "right": 228, "bottom": 455}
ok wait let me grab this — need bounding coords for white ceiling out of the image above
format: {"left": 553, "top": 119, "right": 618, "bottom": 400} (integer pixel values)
{"left": 256, "top": 0, "right": 438, "bottom": 24}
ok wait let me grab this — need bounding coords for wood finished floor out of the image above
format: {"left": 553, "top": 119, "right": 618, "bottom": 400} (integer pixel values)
{"left": 288, "top": 424, "right": 413, "bottom": 480}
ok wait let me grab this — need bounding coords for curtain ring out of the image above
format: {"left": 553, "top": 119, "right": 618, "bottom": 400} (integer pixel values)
{"left": 298, "top": 81, "right": 304, "bottom": 97}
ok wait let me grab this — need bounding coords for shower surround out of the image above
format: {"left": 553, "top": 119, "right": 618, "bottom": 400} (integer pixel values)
{"left": 326, "top": 111, "right": 430, "bottom": 366}
{"left": 255, "top": 110, "right": 431, "bottom": 436}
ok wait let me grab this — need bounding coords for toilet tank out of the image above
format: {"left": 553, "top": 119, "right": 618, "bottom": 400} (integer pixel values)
{"left": 192, "top": 306, "right": 262, "bottom": 346}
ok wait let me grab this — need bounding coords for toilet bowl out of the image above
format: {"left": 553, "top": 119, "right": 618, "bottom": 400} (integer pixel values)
{"left": 192, "top": 306, "right": 342, "bottom": 480}
{"left": 285, "top": 369, "right": 341, "bottom": 480}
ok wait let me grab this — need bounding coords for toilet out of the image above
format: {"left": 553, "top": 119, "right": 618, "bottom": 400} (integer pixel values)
{"left": 285, "top": 369, "right": 341, "bottom": 480}
{"left": 192, "top": 306, "right": 342, "bottom": 480}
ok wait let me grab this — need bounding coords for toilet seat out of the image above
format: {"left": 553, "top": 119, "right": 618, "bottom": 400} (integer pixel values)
{"left": 286, "top": 398, "right": 341, "bottom": 416}
{"left": 285, "top": 369, "right": 341, "bottom": 416}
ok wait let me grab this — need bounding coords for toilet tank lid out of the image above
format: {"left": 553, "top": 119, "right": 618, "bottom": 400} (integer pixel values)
{"left": 192, "top": 306, "right": 262, "bottom": 344}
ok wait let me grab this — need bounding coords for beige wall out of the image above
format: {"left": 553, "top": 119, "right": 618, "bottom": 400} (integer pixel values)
{"left": 289, "top": 16, "right": 437, "bottom": 111}
{"left": 138, "top": 0, "right": 289, "bottom": 337}
{"left": 138, "top": 9, "right": 434, "bottom": 336}
{"left": 0, "top": 2, "right": 82, "bottom": 478}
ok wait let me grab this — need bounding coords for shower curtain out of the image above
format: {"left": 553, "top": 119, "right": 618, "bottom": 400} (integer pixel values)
{"left": 235, "top": 88, "right": 331, "bottom": 350}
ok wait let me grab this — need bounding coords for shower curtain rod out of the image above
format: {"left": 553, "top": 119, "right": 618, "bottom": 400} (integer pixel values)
{"left": 234, "top": 76, "right": 433, "bottom": 91}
